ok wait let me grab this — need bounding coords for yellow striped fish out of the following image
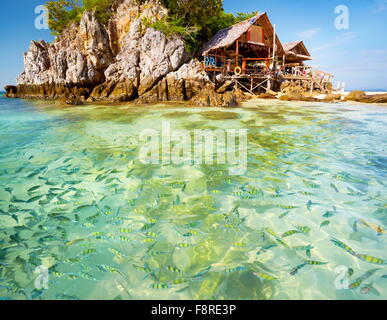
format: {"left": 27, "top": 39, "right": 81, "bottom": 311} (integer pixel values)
{"left": 253, "top": 272, "right": 278, "bottom": 280}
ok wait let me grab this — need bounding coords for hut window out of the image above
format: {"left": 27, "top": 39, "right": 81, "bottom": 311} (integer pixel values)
{"left": 247, "top": 26, "right": 265, "bottom": 45}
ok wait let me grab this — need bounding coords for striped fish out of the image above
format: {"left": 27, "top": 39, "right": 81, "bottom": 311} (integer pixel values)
{"left": 290, "top": 263, "right": 306, "bottom": 276}
{"left": 253, "top": 271, "right": 278, "bottom": 280}
{"left": 151, "top": 283, "right": 169, "bottom": 289}
{"left": 349, "top": 269, "right": 380, "bottom": 289}
{"left": 330, "top": 238, "right": 358, "bottom": 257}
{"left": 282, "top": 230, "right": 302, "bottom": 238}
{"left": 304, "top": 260, "right": 327, "bottom": 266}
{"left": 331, "top": 238, "right": 387, "bottom": 265}
{"left": 165, "top": 265, "right": 183, "bottom": 273}
{"left": 296, "top": 226, "right": 311, "bottom": 235}
{"left": 225, "top": 266, "right": 246, "bottom": 274}
{"left": 357, "top": 254, "right": 387, "bottom": 265}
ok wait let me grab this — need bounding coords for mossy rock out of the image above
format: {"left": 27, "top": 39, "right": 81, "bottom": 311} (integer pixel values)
{"left": 257, "top": 92, "right": 277, "bottom": 99}
{"left": 345, "top": 90, "right": 366, "bottom": 101}
{"left": 366, "top": 94, "right": 387, "bottom": 103}
{"left": 324, "top": 93, "right": 342, "bottom": 102}
{"left": 163, "top": 111, "right": 192, "bottom": 118}
{"left": 199, "top": 111, "right": 240, "bottom": 120}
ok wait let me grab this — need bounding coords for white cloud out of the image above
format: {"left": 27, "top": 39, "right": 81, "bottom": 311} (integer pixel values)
{"left": 297, "top": 28, "right": 321, "bottom": 39}
{"left": 312, "top": 32, "right": 356, "bottom": 52}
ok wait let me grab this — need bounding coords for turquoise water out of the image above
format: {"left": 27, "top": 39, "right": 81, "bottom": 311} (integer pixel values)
{"left": 0, "top": 94, "right": 386, "bottom": 300}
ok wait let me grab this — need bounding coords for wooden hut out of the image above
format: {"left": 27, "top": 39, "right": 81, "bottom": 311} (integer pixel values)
{"left": 283, "top": 41, "right": 312, "bottom": 65}
{"left": 282, "top": 41, "right": 313, "bottom": 77}
{"left": 202, "top": 12, "right": 284, "bottom": 76}
{"left": 202, "top": 13, "right": 335, "bottom": 94}
{"left": 283, "top": 41, "right": 334, "bottom": 90}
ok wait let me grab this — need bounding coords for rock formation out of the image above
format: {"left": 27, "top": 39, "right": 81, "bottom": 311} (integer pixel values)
{"left": 345, "top": 91, "right": 387, "bottom": 103}
{"left": 5, "top": 0, "right": 240, "bottom": 107}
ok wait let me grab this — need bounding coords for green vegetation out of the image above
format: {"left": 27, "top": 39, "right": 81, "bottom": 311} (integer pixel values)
{"left": 46, "top": 0, "right": 115, "bottom": 35}
{"left": 83, "top": 0, "right": 115, "bottom": 25}
{"left": 149, "top": 0, "right": 257, "bottom": 52}
{"left": 46, "top": 0, "right": 81, "bottom": 36}
{"left": 46, "top": 0, "right": 256, "bottom": 52}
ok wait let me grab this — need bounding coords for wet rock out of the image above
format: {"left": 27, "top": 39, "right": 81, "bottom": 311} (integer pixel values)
{"left": 280, "top": 81, "right": 291, "bottom": 91}
{"left": 279, "top": 89, "right": 304, "bottom": 101}
{"left": 279, "top": 87, "right": 319, "bottom": 102}
{"left": 4, "top": 85, "right": 17, "bottom": 97}
{"left": 191, "top": 85, "right": 240, "bottom": 107}
{"left": 257, "top": 92, "right": 277, "bottom": 99}
{"left": 345, "top": 90, "right": 366, "bottom": 102}
{"left": 366, "top": 93, "right": 387, "bottom": 103}
{"left": 216, "top": 80, "right": 233, "bottom": 94}
{"left": 222, "top": 91, "right": 238, "bottom": 107}
{"left": 323, "top": 93, "right": 342, "bottom": 102}
{"left": 168, "top": 59, "right": 210, "bottom": 100}
{"left": 109, "top": 79, "right": 136, "bottom": 102}
{"left": 65, "top": 96, "right": 84, "bottom": 105}
{"left": 89, "top": 80, "right": 117, "bottom": 101}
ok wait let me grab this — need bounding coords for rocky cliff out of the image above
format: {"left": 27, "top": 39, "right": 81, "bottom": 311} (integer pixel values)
{"left": 5, "top": 0, "right": 242, "bottom": 107}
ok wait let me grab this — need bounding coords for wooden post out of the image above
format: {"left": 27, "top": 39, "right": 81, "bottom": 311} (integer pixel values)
{"left": 272, "top": 24, "right": 276, "bottom": 69}
{"left": 224, "top": 47, "right": 227, "bottom": 73}
{"left": 267, "top": 77, "right": 272, "bottom": 91}
{"left": 235, "top": 40, "right": 239, "bottom": 68}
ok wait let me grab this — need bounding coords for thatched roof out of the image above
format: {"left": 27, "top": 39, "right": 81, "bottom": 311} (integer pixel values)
{"left": 284, "top": 41, "right": 312, "bottom": 61}
{"left": 202, "top": 12, "right": 284, "bottom": 56}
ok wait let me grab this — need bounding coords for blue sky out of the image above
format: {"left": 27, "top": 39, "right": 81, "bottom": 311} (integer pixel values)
{"left": 0, "top": 0, "right": 386, "bottom": 90}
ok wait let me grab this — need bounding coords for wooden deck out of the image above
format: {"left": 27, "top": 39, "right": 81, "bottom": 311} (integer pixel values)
{"left": 221, "top": 73, "right": 331, "bottom": 94}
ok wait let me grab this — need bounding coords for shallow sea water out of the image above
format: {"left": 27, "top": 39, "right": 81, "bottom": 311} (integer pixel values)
{"left": 0, "top": 94, "right": 386, "bottom": 300}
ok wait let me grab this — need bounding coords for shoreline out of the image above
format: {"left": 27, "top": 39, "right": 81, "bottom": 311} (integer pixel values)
{"left": 2, "top": 90, "right": 387, "bottom": 107}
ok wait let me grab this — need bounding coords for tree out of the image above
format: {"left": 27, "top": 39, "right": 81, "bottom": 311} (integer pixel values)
{"left": 156, "top": 0, "right": 257, "bottom": 52}
{"left": 46, "top": 0, "right": 114, "bottom": 35}
{"left": 46, "top": 0, "right": 257, "bottom": 52}
{"left": 46, "top": 0, "right": 82, "bottom": 35}
{"left": 83, "top": 0, "right": 115, "bottom": 25}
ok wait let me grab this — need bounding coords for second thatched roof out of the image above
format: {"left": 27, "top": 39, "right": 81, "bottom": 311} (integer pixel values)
{"left": 284, "top": 41, "right": 312, "bottom": 61}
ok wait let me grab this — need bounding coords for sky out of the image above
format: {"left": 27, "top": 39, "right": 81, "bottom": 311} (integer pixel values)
{"left": 0, "top": 0, "right": 386, "bottom": 90}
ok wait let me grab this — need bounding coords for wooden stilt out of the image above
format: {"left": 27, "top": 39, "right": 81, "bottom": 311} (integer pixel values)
{"left": 266, "top": 79, "right": 271, "bottom": 91}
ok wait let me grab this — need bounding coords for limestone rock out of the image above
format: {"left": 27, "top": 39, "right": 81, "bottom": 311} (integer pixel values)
{"left": 191, "top": 85, "right": 240, "bottom": 107}
{"left": 279, "top": 87, "right": 319, "bottom": 102}
{"left": 324, "top": 93, "right": 342, "bottom": 102}
{"left": 17, "top": 12, "right": 113, "bottom": 87}
{"left": 4, "top": 85, "right": 17, "bottom": 98}
{"left": 9, "top": 0, "right": 238, "bottom": 106}
{"left": 257, "top": 92, "right": 277, "bottom": 99}
{"left": 366, "top": 93, "right": 387, "bottom": 103}
{"left": 345, "top": 91, "right": 366, "bottom": 102}
{"left": 137, "top": 28, "right": 186, "bottom": 95}
{"left": 216, "top": 81, "right": 233, "bottom": 94}
{"left": 109, "top": 79, "right": 136, "bottom": 102}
